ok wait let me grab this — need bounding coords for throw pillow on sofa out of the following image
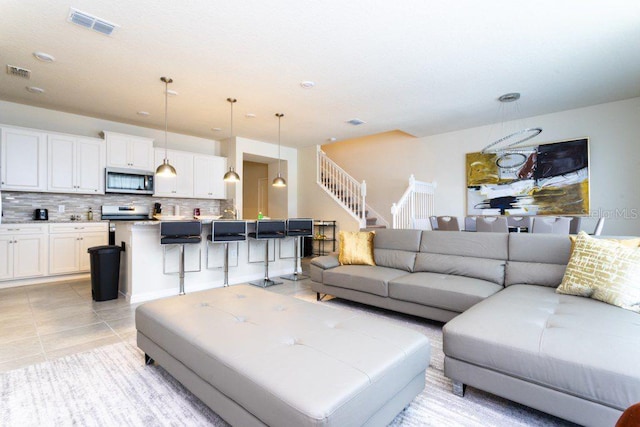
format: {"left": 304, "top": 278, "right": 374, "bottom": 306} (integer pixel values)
{"left": 557, "top": 231, "right": 640, "bottom": 313}
{"left": 338, "top": 231, "right": 376, "bottom": 266}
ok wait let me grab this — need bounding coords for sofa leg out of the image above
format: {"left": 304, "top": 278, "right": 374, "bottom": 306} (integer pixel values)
{"left": 452, "top": 381, "right": 466, "bottom": 397}
{"left": 145, "top": 353, "right": 155, "bottom": 365}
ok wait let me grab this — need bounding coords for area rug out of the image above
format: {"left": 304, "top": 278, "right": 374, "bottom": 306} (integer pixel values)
{"left": 1, "top": 298, "right": 577, "bottom": 426}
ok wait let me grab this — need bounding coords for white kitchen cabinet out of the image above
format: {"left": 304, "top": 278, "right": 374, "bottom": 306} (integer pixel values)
{"left": 48, "top": 134, "right": 105, "bottom": 194}
{"left": 104, "top": 131, "right": 154, "bottom": 171}
{"left": 193, "top": 154, "right": 227, "bottom": 199}
{"left": 0, "top": 126, "right": 47, "bottom": 192}
{"left": 153, "top": 149, "right": 194, "bottom": 198}
{"left": 48, "top": 223, "right": 108, "bottom": 275}
{"left": 0, "top": 224, "right": 48, "bottom": 281}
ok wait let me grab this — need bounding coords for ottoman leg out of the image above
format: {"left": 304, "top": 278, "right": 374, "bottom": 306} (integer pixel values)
{"left": 145, "top": 354, "right": 155, "bottom": 365}
{"left": 452, "top": 381, "right": 466, "bottom": 397}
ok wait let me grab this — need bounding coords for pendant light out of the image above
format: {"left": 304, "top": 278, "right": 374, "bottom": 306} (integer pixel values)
{"left": 156, "top": 77, "right": 177, "bottom": 177}
{"left": 223, "top": 98, "right": 241, "bottom": 182}
{"left": 481, "top": 93, "right": 542, "bottom": 154}
{"left": 272, "top": 113, "right": 287, "bottom": 187}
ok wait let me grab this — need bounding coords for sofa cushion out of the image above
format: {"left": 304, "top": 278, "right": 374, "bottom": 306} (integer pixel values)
{"left": 389, "top": 272, "right": 503, "bottom": 313}
{"left": 508, "top": 233, "right": 571, "bottom": 264}
{"left": 443, "top": 285, "right": 640, "bottom": 411}
{"left": 323, "top": 265, "right": 408, "bottom": 297}
{"left": 557, "top": 232, "right": 640, "bottom": 313}
{"left": 339, "top": 231, "right": 376, "bottom": 266}
{"left": 373, "top": 228, "right": 422, "bottom": 252}
{"left": 504, "top": 261, "right": 567, "bottom": 288}
{"left": 414, "top": 253, "right": 505, "bottom": 285}
{"left": 419, "top": 230, "right": 508, "bottom": 260}
{"left": 374, "top": 249, "right": 416, "bottom": 272}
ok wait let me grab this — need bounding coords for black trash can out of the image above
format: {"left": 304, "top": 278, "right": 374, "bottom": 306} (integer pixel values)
{"left": 88, "top": 245, "right": 122, "bottom": 301}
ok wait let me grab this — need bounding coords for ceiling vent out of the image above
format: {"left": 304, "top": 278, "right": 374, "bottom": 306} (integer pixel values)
{"left": 6, "top": 65, "right": 31, "bottom": 79}
{"left": 346, "top": 118, "right": 366, "bottom": 126}
{"left": 67, "top": 8, "right": 119, "bottom": 36}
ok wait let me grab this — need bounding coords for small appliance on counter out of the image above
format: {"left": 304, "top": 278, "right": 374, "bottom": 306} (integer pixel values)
{"left": 34, "top": 208, "right": 48, "bottom": 220}
{"left": 153, "top": 203, "right": 162, "bottom": 215}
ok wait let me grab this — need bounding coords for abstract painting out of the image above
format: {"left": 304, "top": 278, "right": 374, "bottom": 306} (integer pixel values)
{"left": 466, "top": 138, "right": 589, "bottom": 216}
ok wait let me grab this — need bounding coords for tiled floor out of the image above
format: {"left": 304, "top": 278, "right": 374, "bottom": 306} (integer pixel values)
{"left": 0, "top": 259, "right": 316, "bottom": 373}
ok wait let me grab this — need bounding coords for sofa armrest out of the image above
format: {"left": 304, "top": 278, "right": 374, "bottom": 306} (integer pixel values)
{"left": 311, "top": 255, "right": 340, "bottom": 270}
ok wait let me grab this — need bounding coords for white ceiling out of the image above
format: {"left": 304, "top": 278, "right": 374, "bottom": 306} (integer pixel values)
{"left": 1, "top": 1, "right": 639, "bottom": 148}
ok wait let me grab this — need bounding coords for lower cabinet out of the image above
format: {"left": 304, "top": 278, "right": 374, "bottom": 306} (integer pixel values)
{"left": 49, "top": 223, "right": 108, "bottom": 275}
{"left": 0, "top": 224, "right": 48, "bottom": 281}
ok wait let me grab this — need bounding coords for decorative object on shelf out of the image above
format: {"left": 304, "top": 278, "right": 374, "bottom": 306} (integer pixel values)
{"left": 481, "top": 93, "right": 542, "bottom": 154}
{"left": 156, "top": 77, "right": 177, "bottom": 177}
{"left": 272, "top": 113, "right": 287, "bottom": 187}
{"left": 223, "top": 98, "right": 241, "bottom": 182}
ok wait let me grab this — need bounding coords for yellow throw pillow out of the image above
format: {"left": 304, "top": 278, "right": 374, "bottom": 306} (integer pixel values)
{"left": 569, "top": 235, "right": 640, "bottom": 254}
{"left": 558, "top": 231, "right": 640, "bottom": 313}
{"left": 338, "top": 231, "right": 376, "bottom": 266}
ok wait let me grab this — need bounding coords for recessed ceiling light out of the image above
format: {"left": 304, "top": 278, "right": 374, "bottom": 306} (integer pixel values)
{"left": 245, "top": 113, "right": 256, "bottom": 118}
{"left": 26, "top": 86, "right": 45, "bottom": 94}
{"left": 137, "top": 111, "right": 150, "bottom": 116}
{"left": 327, "top": 137, "right": 337, "bottom": 142}
{"left": 211, "top": 127, "right": 222, "bottom": 132}
{"left": 300, "top": 81, "right": 315, "bottom": 89}
{"left": 346, "top": 118, "right": 366, "bottom": 126}
{"left": 33, "top": 52, "right": 55, "bottom": 63}
{"left": 166, "top": 89, "right": 178, "bottom": 96}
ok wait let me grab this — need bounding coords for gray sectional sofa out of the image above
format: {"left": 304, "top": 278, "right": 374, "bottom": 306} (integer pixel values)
{"left": 310, "top": 229, "right": 640, "bottom": 426}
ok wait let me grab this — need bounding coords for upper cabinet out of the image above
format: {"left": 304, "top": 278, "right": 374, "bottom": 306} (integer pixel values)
{"left": 0, "top": 126, "right": 47, "bottom": 192}
{"left": 193, "top": 154, "right": 226, "bottom": 199}
{"left": 153, "top": 149, "right": 194, "bottom": 198}
{"left": 48, "top": 134, "right": 105, "bottom": 194}
{"left": 104, "top": 131, "right": 154, "bottom": 171}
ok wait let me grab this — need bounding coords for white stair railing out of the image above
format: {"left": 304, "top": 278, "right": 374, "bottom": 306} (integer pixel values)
{"left": 317, "top": 146, "right": 367, "bottom": 227}
{"left": 391, "top": 175, "right": 437, "bottom": 229}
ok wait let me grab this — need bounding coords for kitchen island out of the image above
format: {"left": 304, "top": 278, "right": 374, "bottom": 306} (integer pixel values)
{"left": 115, "top": 220, "right": 299, "bottom": 303}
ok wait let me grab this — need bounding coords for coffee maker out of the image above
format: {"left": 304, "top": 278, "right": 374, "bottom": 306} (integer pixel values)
{"left": 153, "top": 203, "right": 162, "bottom": 215}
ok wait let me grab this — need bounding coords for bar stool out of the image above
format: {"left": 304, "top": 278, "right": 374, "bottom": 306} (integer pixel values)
{"left": 207, "top": 221, "right": 246, "bottom": 287}
{"left": 160, "top": 221, "right": 202, "bottom": 295}
{"left": 281, "top": 218, "right": 313, "bottom": 281}
{"left": 249, "top": 219, "right": 286, "bottom": 288}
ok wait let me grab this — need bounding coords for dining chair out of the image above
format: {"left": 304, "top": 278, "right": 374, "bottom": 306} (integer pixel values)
{"left": 476, "top": 216, "right": 509, "bottom": 233}
{"left": 506, "top": 216, "right": 533, "bottom": 232}
{"left": 567, "top": 216, "right": 583, "bottom": 234}
{"left": 593, "top": 217, "right": 605, "bottom": 236}
{"left": 531, "top": 216, "right": 572, "bottom": 234}
{"left": 436, "top": 216, "right": 460, "bottom": 231}
{"left": 429, "top": 216, "right": 439, "bottom": 231}
{"left": 464, "top": 216, "right": 477, "bottom": 232}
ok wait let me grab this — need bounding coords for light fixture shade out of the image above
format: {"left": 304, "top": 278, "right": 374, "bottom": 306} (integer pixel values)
{"left": 223, "top": 166, "right": 240, "bottom": 182}
{"left": 272, "top": 172, "right": 286, "bottom": 187}
{"left": 156, "top": 158, "right": 177, "bottom": 177}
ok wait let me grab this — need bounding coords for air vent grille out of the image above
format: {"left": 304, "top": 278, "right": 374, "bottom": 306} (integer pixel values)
{"left": 6, "top": 65, "right": 31, "bottom": 79}
{"left": 68, "top": 8, "right": 118, "bottom": 36}
{"left": 346, "top": 118, "right": 366, "bottom": 126}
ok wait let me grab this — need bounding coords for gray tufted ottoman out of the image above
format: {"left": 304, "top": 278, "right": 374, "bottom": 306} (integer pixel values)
{"left": 136, "top": 285, "right": 430, "bottom": 426}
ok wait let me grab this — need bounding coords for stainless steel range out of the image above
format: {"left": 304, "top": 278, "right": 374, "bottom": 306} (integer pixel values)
{"left": 101, "top": 205, "right": 151, "bottom": 221}
{"left": 102, "top": 205, "right": 151, "bottom": 245}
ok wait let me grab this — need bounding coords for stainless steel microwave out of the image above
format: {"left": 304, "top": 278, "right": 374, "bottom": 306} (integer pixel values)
{"left": 105, "top": 167, "right": 154, "bottom": 195}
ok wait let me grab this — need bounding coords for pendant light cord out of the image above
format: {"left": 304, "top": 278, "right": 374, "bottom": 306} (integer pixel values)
{"left": 276, "top": 113, "right": 284, "bottom": 173}
{"left": 164, "top": 79, "right": 168, "bottom": 159}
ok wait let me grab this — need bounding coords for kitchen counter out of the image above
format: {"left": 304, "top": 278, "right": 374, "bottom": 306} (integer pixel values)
{"left": 114, "top": 220, "right": 297, "bottom": 303}
{"left": 1, "top": 219, "right": 109, "bottom": 224}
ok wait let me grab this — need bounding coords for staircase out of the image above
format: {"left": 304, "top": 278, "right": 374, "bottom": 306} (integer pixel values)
{"left": 316, "top": 146, "right": 388, "bottom": 229}
{"left": 391, "top": 175, "right": 437, "bottom": 229}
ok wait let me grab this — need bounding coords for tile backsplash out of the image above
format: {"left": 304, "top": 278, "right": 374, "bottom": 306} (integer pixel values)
{"left": 0, "top": 191, "right": 233, "bottom": 222}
